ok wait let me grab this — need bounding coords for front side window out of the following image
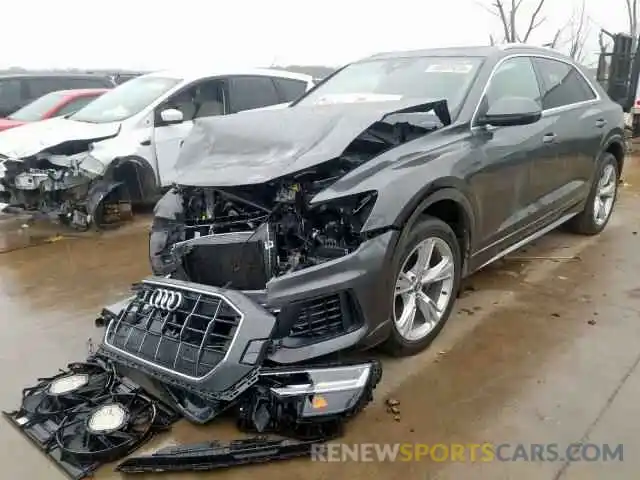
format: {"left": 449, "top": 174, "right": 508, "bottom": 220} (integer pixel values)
{"left": 533, "top": 58, "right": 597, "bottom": 110}
{"left": 70, "top": 76, "right": 181, "bottom": 123}
{"left": 485, "top": 57, "right": 542, "bottom": 109}
{"left": 155, "top": 79, "right": 226, "bottom": 125}
{"left": 8, "top": 90, "right": 68, "bottom": 121}
{"left": 295, "top": 56, "right": 483, "bottom": 114}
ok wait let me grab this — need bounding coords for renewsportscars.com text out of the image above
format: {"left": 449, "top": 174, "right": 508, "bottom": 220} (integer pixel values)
{"left": 311, "top": 443, "right": 624, "bottom": 463}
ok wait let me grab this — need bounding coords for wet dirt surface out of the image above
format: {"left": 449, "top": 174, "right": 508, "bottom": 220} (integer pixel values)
{"left": 1, "top": 159, "right": 640, "bottom": 479}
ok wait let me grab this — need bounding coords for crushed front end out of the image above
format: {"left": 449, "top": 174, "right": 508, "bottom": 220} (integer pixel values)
{"left": 0, "top": 131, "right": 132, "bottom": 230}
{"left": 149, "top": 180, "right": 397, "bottom": 362}
{"left": 147, "top": 98, "right": 452, "bottom": 359}
{"left": 0, "top": 152, "right": 131, "bottom": 230}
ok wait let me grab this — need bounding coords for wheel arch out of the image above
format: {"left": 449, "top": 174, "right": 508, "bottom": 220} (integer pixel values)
{"left": 602, "top": 136, "right": 626, "bottom": 176}
{"left": 395, "top": 186, "right": 476, "bottom": 275}
{"left": 103, "top": 155, "right": 159, "bottom": 203}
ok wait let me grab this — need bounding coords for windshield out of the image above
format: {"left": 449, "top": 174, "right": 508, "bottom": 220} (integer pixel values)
{"left": 296, "top": 56, "right": 483, "bottom": 113}
{"left": 70, "top": 76, "right": 181, "bottom": 123}
{"left": 8, "top": 91, "right": 69, "bottom": 121}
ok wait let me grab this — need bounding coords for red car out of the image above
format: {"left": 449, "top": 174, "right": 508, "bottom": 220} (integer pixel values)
{"left": 0, "top": 88, "right": 109, "bottom": 132}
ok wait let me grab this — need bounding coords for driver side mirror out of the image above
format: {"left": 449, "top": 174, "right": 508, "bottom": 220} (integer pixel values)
{"left": 477, "top": 96, "right": 542, "bottom": 127}
{"left": 160, "top": 108, "right": 184, "bottom": 125}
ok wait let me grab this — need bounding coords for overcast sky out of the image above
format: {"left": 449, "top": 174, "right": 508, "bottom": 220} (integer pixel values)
{"left": 3, "top": 0, "right": 631, "bottom": 70}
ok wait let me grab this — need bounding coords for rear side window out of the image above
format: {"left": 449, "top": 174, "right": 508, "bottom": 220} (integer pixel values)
{"left": 27, "top": 78, "right": 69, "bottom": 98}
{"left": 273, "top": 77, "right": 307, "bottom": 102}
{"left": 27, "top": 77, "right": 111, "bottom": 99}
{"left": 533, "top": 58, "right": 597, "bottom": 109}
{"left": 0, "top": 79, "right": 22, "bottom": 104}
{"left": 66, "top": 77, "right": 113, "bottom": 89}
{"left": 227, "top": 76, "right": 280, "bottom": 112}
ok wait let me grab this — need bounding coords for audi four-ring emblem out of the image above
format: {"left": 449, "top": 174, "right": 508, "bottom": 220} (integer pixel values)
{"left": 148, "top": 289, "right": 183, "bottom": 311}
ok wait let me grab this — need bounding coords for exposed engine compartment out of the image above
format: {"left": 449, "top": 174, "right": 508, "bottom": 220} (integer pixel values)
{"left": 151, "top": 106, "right": 448, "bottom": 286}
{"left": 181, "top": 161, "right": 376, "bottom": 272}
{"left": 152, "top": 163, "right": 377, "bottom": 287}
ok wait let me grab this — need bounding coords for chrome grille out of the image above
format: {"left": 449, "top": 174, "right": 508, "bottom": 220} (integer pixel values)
{"left": 105, "top": 282, "right": 242, "bottom": 379}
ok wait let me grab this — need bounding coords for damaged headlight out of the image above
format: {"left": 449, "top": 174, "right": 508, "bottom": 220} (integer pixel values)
{"left": 306, "top": 191, "right": 377, "bottom": 250}
{"left": 78, "top": 153, "right": 107, "bottom": 177}
{"left": 45, "top": 151, "right": 106, "bottom": 177}
{"left": 234, "top": 361, "right": 382, "bottom": 440}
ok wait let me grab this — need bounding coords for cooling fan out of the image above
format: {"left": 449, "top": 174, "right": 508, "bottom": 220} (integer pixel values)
{"left": 4, "top": 354, "right": 180, "bottom": 480}
{"left": 55, "top": 392, "right": 157, "bottom": 463}
{"left": 19, "top": 360, "right": 115, "bottom": 421}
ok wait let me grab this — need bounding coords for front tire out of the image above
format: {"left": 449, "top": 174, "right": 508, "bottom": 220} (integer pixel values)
{"left": 567, "top": 153, "right": 619, "bottom": 235}
{"left": 382, "top": 216, "right": 462, "bottom": 357}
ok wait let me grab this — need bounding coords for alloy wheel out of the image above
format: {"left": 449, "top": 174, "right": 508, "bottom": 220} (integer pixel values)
{"left": 593, "top": 164, "right": 617, "bottom": 227}
{"left": 393, "top": 237, "right": 455, "bottom": 341}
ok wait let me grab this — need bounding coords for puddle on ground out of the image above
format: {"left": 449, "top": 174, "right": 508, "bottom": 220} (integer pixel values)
{"left": 0, "top": 213, "right": 153, "bottom": 254}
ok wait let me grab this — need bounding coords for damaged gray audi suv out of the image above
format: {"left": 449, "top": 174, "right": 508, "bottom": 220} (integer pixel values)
{"left": 145, "top": 44, "right": 625, "bottom": 359}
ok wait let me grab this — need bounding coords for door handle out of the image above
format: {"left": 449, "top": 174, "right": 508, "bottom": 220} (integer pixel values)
{"left": 542, "top": 133, "right": 557, "bottom": 144}
{"left": 595, "top": 118, "right": 607, "bottom": 128}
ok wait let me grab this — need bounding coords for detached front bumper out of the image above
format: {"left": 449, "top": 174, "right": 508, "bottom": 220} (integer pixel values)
{"left": 99, "top": 277, "right": 277, "bottom": 401}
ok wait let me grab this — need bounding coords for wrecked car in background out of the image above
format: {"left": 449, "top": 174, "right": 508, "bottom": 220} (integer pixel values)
{"left": 0, "top": 68, "right": 313, "bottom": 229}
{"left": 150, "top": 44, "right": 625, "bottom": 357}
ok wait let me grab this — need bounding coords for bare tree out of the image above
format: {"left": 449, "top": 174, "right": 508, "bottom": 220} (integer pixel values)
{"left": 544, "top": 30, "right": 562, "bottom": 49}
{"left": 566, "top": 0, "right": 590, "bottom": 63}
{"left": 481, "top": 0, "right": 547, "bottom": 43}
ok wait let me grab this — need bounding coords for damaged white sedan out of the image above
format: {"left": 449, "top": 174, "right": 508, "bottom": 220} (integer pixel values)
{"left": 0, "top": 68, "right": 314, "bottom": 229}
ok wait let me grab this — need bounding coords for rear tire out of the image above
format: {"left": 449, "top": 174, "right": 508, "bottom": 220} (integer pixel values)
{"left": 567, "top": 153, "right": 618, "bottom": 235}
{"left": 382, "top": 216, "right": 462, "bottom": 357}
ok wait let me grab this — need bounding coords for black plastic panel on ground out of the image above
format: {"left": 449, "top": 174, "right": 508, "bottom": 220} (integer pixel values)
{"left": 106, "top": 284, "right": 242, "bottom": 378}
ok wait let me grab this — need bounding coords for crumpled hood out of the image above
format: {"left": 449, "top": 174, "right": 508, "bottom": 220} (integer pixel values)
{"left": 175, "top": 98, "right": 450, "bottom": 187}
{"left": 0, "top": 117, "right": 120, "bottom": 160}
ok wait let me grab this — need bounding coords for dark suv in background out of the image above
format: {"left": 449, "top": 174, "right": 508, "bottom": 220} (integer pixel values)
{"left": 0, "top": 73, "right": 115, "bottom": 117}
